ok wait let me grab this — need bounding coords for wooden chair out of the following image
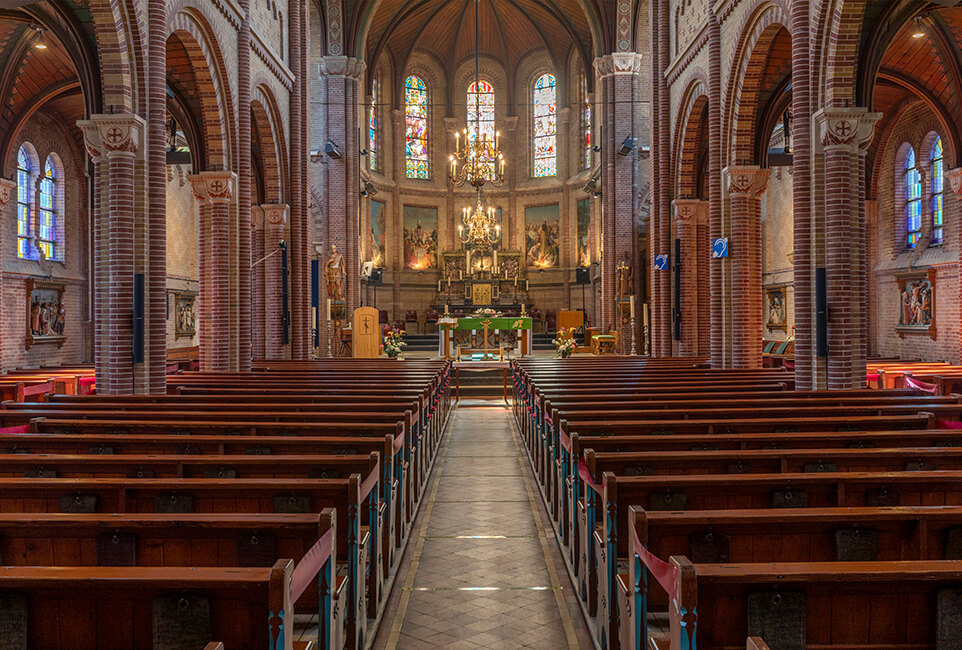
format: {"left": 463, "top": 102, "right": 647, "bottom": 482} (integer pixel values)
{"left": 529, "top": 308, "right": 543, "bottom": 333}
{"left": 378, "top": 309, "right": 389, "bottom": 325}
{"left": 405, "top": 309, "right": 419, "bottom": 333}
{"left": 425, "top": 308, "right": 439, "bottom": 333}
{"left": 545, "top": 309, "right": 557, "bottom": 334}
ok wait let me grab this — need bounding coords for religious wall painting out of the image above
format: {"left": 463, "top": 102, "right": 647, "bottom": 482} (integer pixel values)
{"left": 174, "top": 292, "right": 197, "bottom": 338}
{"left": 577, "top": 199, "right": 591, "bottom": 266}
{"left": 897, "top": 269, "right": 937, "bottom": 340}
{"left": 25, "top": 279, "right": 65, "bottom": 349}
{"left": 765, "top": 285, "right": 788, "bottom": 331}
{"left": 525, "top": 204, "right": 560, "bottom": 268}
{"left": 371, "top": 200, "right": 386, "bottom": 267}
{"left": 403, "top": 205, "right": 439, "bottom": 270}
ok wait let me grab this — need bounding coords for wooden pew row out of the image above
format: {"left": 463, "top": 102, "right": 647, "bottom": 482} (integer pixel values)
{"left": 0, "top": 510, "right": 344, "bottom": 645}
{"left": 593, "top": 470, "right": 962, "bottom": 649}
{"left": 637, "top": 557, "right": 962, "bottom": 650}
{"left": 0, "top": 474, "right": 378, "bottom": 649}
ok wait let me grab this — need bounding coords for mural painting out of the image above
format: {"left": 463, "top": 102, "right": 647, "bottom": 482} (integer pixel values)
{"left": 403, "top": 205, "right": 439, "bottom": 270}
{"left": 577, "top": 199, "right": 591, "bottom": 266}
{"left": 525, "top": 204, "right": 560, "bottom": 268}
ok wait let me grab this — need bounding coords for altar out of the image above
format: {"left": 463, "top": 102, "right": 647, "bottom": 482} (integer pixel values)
{"left": 438, "top": 316, "right": 533, "bottom": 359}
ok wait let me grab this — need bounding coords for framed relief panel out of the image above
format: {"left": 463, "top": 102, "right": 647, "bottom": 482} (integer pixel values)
{"left": 25, "top": 279, "right": 66, "bottom": 350}
{"left": 896, "top": 268, "right": 936, "bottom": 340}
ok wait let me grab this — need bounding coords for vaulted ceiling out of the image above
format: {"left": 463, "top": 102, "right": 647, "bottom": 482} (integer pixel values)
{"left": 364, "top": 0, "right": 594, "bottom": 87}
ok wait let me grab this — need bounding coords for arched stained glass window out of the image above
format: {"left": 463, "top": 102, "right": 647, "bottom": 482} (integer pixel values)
{"left": 931, "top": 137, "right": 944, "bottom": 245}
{"left": 38, "top": 156, "right": 56, "bottom": 260}
{"left": 404, "top": 75, "right": 429, "bottom": 179}
{"left": 16, "top": 145, "right": 31, "bottom": 259}
{"left": 532, "top": 73, "right": 557, "bottom": 177}
{"left": 369, "top": 79, "right": 378, "bottom": 172}
{"left": 905, "top": 147, "right": 922, "bottom": 248}
{"left": 467, "top": 80, "right": 496, "bottom": 179}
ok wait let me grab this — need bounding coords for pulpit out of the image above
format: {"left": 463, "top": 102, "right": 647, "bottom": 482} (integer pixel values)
{"left": 352, "top": 306, "right": 381, "bottom": 358}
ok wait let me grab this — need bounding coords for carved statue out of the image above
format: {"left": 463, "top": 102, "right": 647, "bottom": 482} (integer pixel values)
{"left": 325, "top": 244, "right": 346, "bottom": 302}
{"left": 617, "top": 255, "right": 633, "bottom": 296}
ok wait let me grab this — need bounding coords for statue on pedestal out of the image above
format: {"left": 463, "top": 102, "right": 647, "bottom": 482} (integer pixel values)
{"left": 325, "top": 244, "right": 346, "bottom": 302}
{"left": 617, "top": 254, "right": 633, "bottom": 297}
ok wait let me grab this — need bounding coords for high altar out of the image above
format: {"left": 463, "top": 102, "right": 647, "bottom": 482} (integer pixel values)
{"left": 433, "top": 249, "right": 529, "bottom": 312}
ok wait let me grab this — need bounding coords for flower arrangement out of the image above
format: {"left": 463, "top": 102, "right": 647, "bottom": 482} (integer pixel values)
{"left": 552, "top": 327, "right": 576, "bottom": 358}
{"left": 472, "top": 308, "right": 501, "bottom": 318}
{"left": 382, "top": 329, "right": 407, "bottom": 359}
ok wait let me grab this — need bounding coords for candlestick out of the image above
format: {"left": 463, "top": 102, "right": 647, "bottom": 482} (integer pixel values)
{"left": 630, "top": 313, "right": 637, "bottom": 356}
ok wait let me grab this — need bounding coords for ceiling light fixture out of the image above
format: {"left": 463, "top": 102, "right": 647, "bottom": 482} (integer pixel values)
{"left": 33, "top": 28, "right": 47, "bottom": 50}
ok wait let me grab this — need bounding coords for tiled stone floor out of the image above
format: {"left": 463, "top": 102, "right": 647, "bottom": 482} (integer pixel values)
{"left": 372, "top": 402, "right": 592, "bottom": 649}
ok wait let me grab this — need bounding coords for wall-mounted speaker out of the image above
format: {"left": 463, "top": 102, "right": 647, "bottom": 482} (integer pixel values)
{"left": 575, "top": 267, "right": 590, "bottom": 285}
{"left": 816, "top": 267, "right": 827, "bottom": 358}
{"left": 133, "top": 273, "right": 144, "bottom": 363}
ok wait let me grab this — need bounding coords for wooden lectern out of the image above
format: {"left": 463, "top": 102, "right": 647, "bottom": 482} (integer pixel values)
{"left": 352, "top": 306, "right": 381, "bottom": 358}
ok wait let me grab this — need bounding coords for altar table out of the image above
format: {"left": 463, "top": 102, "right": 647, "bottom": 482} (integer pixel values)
{"left": 438, "top": 317, "right": 533, "bottom": 359}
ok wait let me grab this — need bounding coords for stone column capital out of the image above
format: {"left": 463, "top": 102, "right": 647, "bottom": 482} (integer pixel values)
{"left": 814, "top": 108, "right": 882, "bottom": 153}
{"left": 251, "top": 205, "right": 265, "bottom": 230}
{"left": 262, "top": 203, "right": 289, "bottom": 227}
{"left": 77, "top": 113, "right": 146, "bottom": 160}
{"left": 318, "top": 55, "right": 365, "bottom": 80}
{"left": 0, "top": 177, "right": 16, "bottom": 206}
{"left": 189, "top": 171, "right": 237, "bottom": 203}
{"left": 443, "top": 116, "right": 459, "bottom": 133}
{"left": 946, "top": 168, "right": 962, "bottom": 197}
{"left": 503, "top": 116, "right": 519, "bottom": 132}
{"left": 593, "top": 52, "right": 645, "bottom": 78}
{"left": 673, "top": 198, "right": 708, "bottom": 224}
{"left": 725, "top": 166, "right": 770, "bottom": 196}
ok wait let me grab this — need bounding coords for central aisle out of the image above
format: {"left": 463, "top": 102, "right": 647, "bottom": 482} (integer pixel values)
{"left": 373, "top": 402, "right": 590, "bottom": 649}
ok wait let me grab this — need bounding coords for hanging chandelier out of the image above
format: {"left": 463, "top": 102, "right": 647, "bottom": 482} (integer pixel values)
{"left": 449, "top": 0, "right": 506, "bottom": 188}
{"left": 459, "top": 189, "right": 500, "bottom": 249}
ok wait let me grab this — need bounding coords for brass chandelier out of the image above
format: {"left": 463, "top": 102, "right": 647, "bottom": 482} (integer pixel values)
{"left": 458, "top": 189, "right": 500, "bottom": 249}
{"left": 448, "top": 0, "right": 506, "bottom": 188}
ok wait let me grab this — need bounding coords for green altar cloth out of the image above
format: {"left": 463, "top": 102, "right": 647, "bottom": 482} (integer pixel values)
{"left": 441, "top": 317, "right": 532, "bottom": 331}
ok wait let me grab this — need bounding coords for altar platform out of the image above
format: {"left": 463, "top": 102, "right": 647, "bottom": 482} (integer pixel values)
{"left": 438, "top": 316, "right": 533, "bottom": 359}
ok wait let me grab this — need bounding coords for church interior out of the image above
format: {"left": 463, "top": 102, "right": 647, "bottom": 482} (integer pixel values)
{"left": 5, "top": 0, "right": 962, "bottom": 648}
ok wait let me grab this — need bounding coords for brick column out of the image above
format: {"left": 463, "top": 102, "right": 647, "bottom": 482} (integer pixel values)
{"left": 648, "top": 0, "right": 670, "bottom": 355}
{"left": 289, "top": 0, "right": 310, "bottom": 358}
{"left": 189, "top": 179, "right": 212, "bottom": 369}
{"left": 262, "top": 204, "right": 289, "bottom": 359}
{"left": 0, "top": 179, "right": 14, "bottom": 370}
{"left": 708, "top": 15, "right": 724, "bottom": 367}
{"left": 815, "top": 109, "right": 881, "bottom": 388}
{"left": 791, "top": 0, "right": 813, "bottom": 388}
{"left": 78, "top": 114, "right": 145, "bottom": 395}
{"left": 236, "top": 0, "right": 252, "bottom": 371}
{"left": 251, "top": 206, "right": 265, "bottom": 360}
{"left": 190, "top": 172, "right": 237, "bottom": 371}
{"left": 147, "top": 0, "right": 167, "bottom": 394}
{"left": 320, "top": 56, "right": 365, "bottom": 344}
{"left": 594, "top": 52, "right": 644, "bottom": 334}
{"left": 726, "top": 166, "right": 769, "bottom": 369}
{"left": 673, "top": 199, "right": 706, "bottom": 356}
{"left": 945, "top": 169, "right": 962, "bottom": 365}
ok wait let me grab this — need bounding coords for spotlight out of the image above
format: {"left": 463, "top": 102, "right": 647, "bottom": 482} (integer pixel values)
{"left": 618, "top": 135, "right": 634, "bottom": 156}
{"left": 33, "top": 28, "right": 47, "bottom": 50}
{"left": 582, "top": 179, "right": 597, "bottom": 194}
{"left": 912, "top": 31, "right": 925, "bottom": 38}
{"left": 325, "top": 140, "right": 341, "bottom": 159}
{"left": 364, "top": 180, "right": 378, "bottom": 196}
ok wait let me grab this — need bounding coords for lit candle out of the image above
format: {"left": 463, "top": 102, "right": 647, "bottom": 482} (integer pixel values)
{"left": 495, "top": 131, "right": 500, "bottom": 149}
{"left": 643, "top": 303, "right": 649, "bottom": 329}
{"left": 326, "top": 298, "right": 331, "bottom": 321}
{"left": 459, "top": 269, "right": 463, "bottom": 280}
{"left": 630, "top": 295, "right": 635, "bottom": 319}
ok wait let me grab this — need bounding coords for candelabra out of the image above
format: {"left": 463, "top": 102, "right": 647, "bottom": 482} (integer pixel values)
{"left": 449, "top": 129, "right": 506, "bottom": 188}
{"left": 458, "top": 189, "right": 500, "bottom": 250}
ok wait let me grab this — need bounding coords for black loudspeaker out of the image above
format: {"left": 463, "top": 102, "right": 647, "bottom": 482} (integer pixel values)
{"left": 673, "top": 239, "right": 681, "bottom": 341}
{"left": 575, "top": 267, "right": 590, "bottom": 285}
{"left": 816, "top": 267, "right": 828, "bottom": 358}
{"left": 133, "top": 273, "right": 145, "bottom": 363}
{"left": 369, "top": 269, "right": 383, "bottom": 286}
{"left": 280, "top": 242, "right": 289, "bottom": 346}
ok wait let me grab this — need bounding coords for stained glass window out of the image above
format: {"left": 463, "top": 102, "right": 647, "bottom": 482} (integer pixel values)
{"left": 533, "top": 73, "right": 557, "bottom": 177}
{"left": 38, "top": 157, "right": 56, "bottom": 260}
{"left": 467, "top": 80, "right": 496, "bottom": 179}
{"left": 931, "top": 137, "right": 944, "bottom": 245}
{"left": 16, "top": 145, "right": 31, "bottom": 259}
{"left": 369, "top": 79, "right": 378, "bottom": 172}
{"left": 404, "top": 75, "right": 428, "bottom": 179}
{"left": 582, "top": 74, "right": 592, "bottom": 169}
{"left": 905, "top": 147, "right": 922, "bottom": 248}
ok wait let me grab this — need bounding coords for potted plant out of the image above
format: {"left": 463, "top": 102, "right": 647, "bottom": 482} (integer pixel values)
{"left": 382, "top": 329, "right": 407, "bottom": 359}
{"left": 552, "top": 327, "right": 576, "bottom": 358}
